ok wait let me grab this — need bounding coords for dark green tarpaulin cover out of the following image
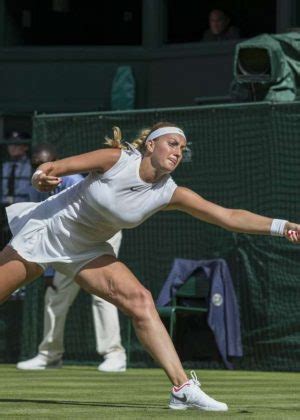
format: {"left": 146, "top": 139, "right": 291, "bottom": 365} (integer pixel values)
{"left": 234, "top": 32, "right": 300, "bottom": 101}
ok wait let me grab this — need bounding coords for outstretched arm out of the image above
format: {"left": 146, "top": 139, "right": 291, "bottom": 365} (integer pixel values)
{"left": 32, "top": 148, "right": 121, "bottom": 192}
{"left": 165, "top": 187, "right": 300, "bottom": 239}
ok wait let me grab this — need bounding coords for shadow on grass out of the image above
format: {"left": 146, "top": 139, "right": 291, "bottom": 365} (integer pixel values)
{"left": 1, "top": 399, "right": 297, "bottom": 414}
{"left": 0, "top": 398, "right": 167, "bottom": 410}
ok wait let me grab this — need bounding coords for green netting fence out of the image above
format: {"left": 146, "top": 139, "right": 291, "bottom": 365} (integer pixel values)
{"left": 2, "top": 102, "right": 300, "bottom": 371}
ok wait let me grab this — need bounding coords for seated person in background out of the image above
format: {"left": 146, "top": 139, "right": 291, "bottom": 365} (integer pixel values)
{"left": 17, "top": 144, "right": 126, "bottom": 372}
{"left": 202, "top": 9, "right": 240, "bottom": 41}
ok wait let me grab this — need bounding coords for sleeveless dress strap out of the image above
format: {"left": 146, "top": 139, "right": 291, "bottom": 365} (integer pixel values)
{"left": 125, "top": 142, "right": 141, "bottom": 156}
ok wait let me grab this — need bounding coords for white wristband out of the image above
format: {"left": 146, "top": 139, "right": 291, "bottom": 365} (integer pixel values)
{"left": 270, "top": 219, "right": 288, "bottom": 236}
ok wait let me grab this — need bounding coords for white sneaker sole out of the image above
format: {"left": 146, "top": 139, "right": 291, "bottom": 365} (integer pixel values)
{"left": 16, "top": 362, "right": 62, "bottom": 370}
{"left": 169, "top": 402, "right": 228, "bottom": 411}
{"left": 98, "top": 366, "right": 126, "bottom": 372}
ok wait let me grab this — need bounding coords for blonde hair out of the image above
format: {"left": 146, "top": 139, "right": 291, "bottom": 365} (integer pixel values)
{"left": 104, "top": 121, "right": 179, "bottom": 153}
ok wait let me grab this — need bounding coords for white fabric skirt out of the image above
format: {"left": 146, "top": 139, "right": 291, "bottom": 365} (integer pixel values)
{"left": 6, "top": 202, "right": 115, "bottom": 277}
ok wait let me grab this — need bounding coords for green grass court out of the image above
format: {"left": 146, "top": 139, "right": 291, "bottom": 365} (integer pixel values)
{"left": 0, "top": 366, "right": 299, "bottom": 419}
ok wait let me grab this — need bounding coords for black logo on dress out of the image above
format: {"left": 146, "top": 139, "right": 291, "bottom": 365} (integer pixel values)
{"left": 172, "top": 393, "right": 187, "bottom": 402}
{"left": 130, "top": 185, "right": 149, "bottom": 191}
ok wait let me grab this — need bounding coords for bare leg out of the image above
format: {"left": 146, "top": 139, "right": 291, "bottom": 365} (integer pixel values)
{"left": 75, "top": 255, "right": 188, "bottom": 386}
{"left": 0, "top": 245, "right": 43, "bottom": 304}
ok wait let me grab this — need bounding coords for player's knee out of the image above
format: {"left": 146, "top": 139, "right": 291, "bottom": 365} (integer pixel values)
{"left": 127, "top": 288, "right": 155, "bottom": 320}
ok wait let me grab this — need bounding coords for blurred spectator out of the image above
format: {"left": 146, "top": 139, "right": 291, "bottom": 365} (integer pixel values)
{"left": 1, "top": 131, "right": 31, "bottom": 205}
{"left": 203, "top": 9, "right": 240, "bottom": 42}
{"left": 0, "top": 131, "right": 31, "bottom": 254}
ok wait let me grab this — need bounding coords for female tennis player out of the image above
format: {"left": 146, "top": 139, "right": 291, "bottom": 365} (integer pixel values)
{"left": 1, "top": 121, "right": 299, "bottom": 411}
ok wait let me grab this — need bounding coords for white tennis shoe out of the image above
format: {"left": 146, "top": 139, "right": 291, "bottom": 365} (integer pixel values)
{"left": 98, "top": 351, "right": 126, "bottom": 372}
{"left": 16, "top": 354, "right": 62, "bottom": 370}
{"left": 169, "top": 371, "right": 228, "bottom": 411}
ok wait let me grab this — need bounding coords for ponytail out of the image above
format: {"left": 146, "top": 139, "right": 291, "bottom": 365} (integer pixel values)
{"left": 104, "top": 121, "right": 180, "bottom": 153}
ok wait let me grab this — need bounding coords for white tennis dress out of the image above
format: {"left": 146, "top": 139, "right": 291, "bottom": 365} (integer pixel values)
{"left": 6, "top": 149, "right": 177, "bottom": 276}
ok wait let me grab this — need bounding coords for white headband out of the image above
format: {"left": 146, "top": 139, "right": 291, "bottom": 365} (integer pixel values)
{"left": 145, "top": 127, "right": 186, "bottom": 143}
